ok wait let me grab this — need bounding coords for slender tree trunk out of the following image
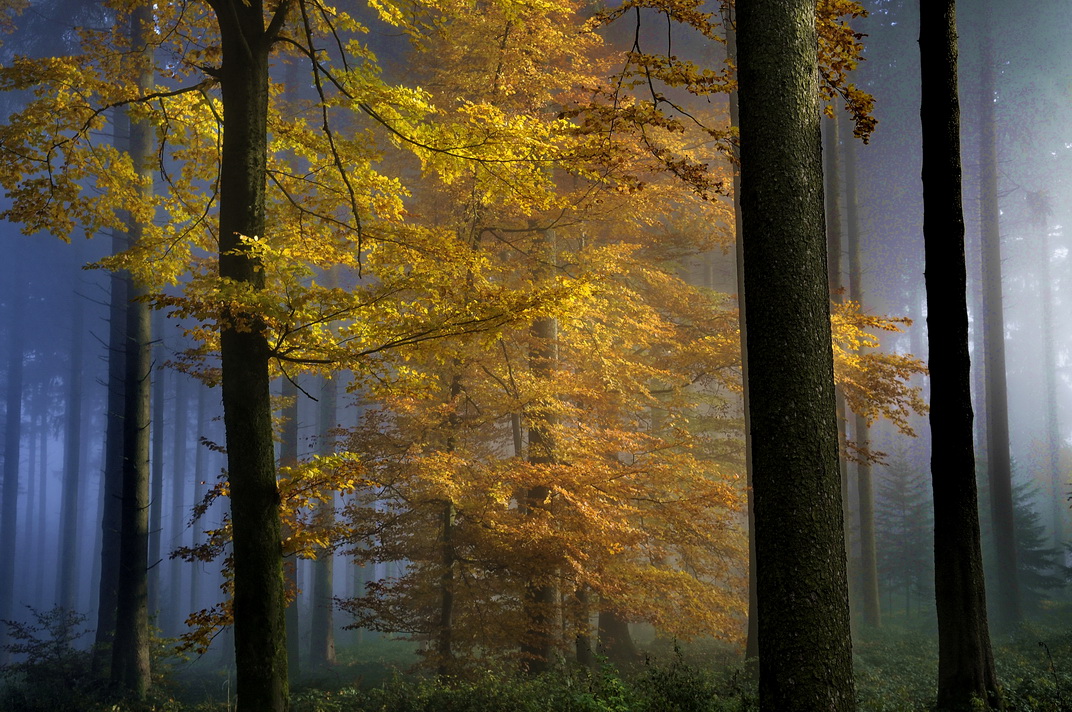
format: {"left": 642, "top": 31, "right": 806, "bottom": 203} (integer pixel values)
{"left": 309, "top": 376, "right": 337, "bottom": 669}
{"left": 148, "top": 312, "right": 166, "bottom": 617}
{"left": 190, "top": 384, "right": 207, "bottom": 617}
{"left": 280, "top": 376, "right": 301, "bottom": 681}
{"left": 111, "top": 6, "right": 154, "bottom": 696}
{"left": 736, "top": 2, "right": 855, "bottom": 709}
{"left": 844, "top": 122, "right": 881, "bottom": 630}
{"left": 57, "top": 275, "right": 85, "bottom": 611}
{"left": 436, "top": 373, "right": 462, "bottom": 678}
{"left": 722, "top": 6, "right": 758, "bottom": 669}
{"left": 977, "top": 19, "right": 1021, "bottom": 632}
{"left": 918, "top": 3, "right": 1003, "bottom": 708}
{"left": 0, "top": 284, "right": 24, "bottom": 662}
{"left": 212, "top": 2, "right": 292, "bottom": 707}
{"left": 1035, "top": 222, "right": 1062, "bottom": 548}
{"left": 169, "top": 372, "right": 189, "bottom": 634}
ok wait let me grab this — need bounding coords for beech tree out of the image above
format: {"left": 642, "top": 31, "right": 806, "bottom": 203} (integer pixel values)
{"left": 736, "top": 0, "right": 855, "bottom": 709}
{"left": 918, "top": 1, "right": 1003, "bottom": 708}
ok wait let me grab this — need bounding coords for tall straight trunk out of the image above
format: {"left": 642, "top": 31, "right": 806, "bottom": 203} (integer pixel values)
{"left": 1037, "top": 227, "right": 1062, "bottom": 548}
{"left": 189, "top": 384, "right": 207, "bottom": 617}
{"left": 34, "top": 437, "right": 48, "bottom": 605}
{"left": 521, "top": 232, "right": 559, "bottom": 673}
{"left": 977, "top": 21, "right": 1021, "bottom": 632}
{"left": 211, "top": 2, "right": 291, "bottom": 708}
{"left": 169, "top": 372, "right": 189, "bottom": 634}
{"left": 597, "top": 609, "right": 638, "bottom": 665}
{"left": 736, "top": 2, "right": 855, "bottom": 709}
{"left": 0, "top": 284, "right": 23, "bottom": 662}
{"left": 57, "top": 279, "right": 85, "bottom": 611}
{"left": 844, "top": 118, "right": 880, "bottom": 630}
{"left": 148, "top": 312, "right": 166, "bottom": 617}
{"left": 436, "top": 371, "right": 463, "bottom": 677}
{"left": 918, "top": 3, "right": 1003, "bottom": 709}
{"left": 111, "top": 5, "right": 154, "bottom": 696}
{"left": 309, "top": 376, "right": 337, "bottom": 669}
{"left": 280, "top": 377, "right": 301, "bottom": 681}
{"left": 722, "top": 6, "right": 758, "bottom": 668}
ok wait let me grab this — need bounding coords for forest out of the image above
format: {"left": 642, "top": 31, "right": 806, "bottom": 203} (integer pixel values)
{"left": 0, "top": 0, "right": 1070, "bottom": 710}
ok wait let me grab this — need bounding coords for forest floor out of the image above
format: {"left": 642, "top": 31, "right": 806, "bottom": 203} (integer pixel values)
{"left": 5, "top": 608, "right": 1072, "bottom": 711}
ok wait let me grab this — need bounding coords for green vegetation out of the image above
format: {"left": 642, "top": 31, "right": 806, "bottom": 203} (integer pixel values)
{"left": 8, "top": 609, "right": 1072, "bottom": 711}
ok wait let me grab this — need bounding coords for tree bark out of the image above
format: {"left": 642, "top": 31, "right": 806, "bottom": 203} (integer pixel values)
{"left": 148, "top": 311, "right": 166, "bottom": 617}
{"left": 211, "top": 2, "right": 292, "bottom": 708}
{"left": 918, "top": 3, "right": 1003, "bottom": 709}
{"left": 57, "top": 270, "right": 85, "bottom": 611}
{"left": 280, "top": 376, "right": 302, "bottom": 681}
{"left": 0, "top": 277, "right": 24, "bottom": 664}
{"left": 736, "top": 1, "right": 855, "bottom": 709}
{"left": 111, "top": 5, "right": 154, "bottom": 696}
{"left": 309, "top": 376, "right": 337, "bottom": 669}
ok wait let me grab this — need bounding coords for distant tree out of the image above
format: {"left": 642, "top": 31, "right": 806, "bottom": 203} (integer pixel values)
{"left": 875, "top": 455, "right": 933, "bottom": 618}
{"left": 918, "top": 0, "right": 1003, "bottom": 708}
{"left": 736, "top": 0, "right": 855, "bottom": 709}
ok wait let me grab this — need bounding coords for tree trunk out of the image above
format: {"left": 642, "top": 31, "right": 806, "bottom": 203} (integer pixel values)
{"left": 736, "top": 2, "right": 855, "bottom": 709}
{"left": 521, "top": 233, "right": 559, "bottom": 673}
{"left": 977, "top": 17, "right": 1021, "bottom": 632}
{"left": 918, "top": 3, "right": 1003, "bottom": 709}
{"left": 169, "top": 372, "right": 190, "bottom": 635}
{"left": 148, "top": 312, "right": 166, "bottom": 617}
{"left": 280, "top": 376, "right": 301, "bottom": 681}
{"left": 309, "top": 376, "right": 337, "bottom": 669}
{"left": 844, "top": 121, "right": 881, "bottom": 630}
{"left": 111, "top": 6, "right": 154, "bottom": 696}
{"left": 190, "top": 384, "right": 207, "bottom": 617}
{"left": 0, "top": 280, "right": 24, "bottom": 663}
{"left": 597, "top": 609, "right": 638, "bottom": 666}
{"left": 721, "top": 5, "right": 758, "bottom": 671}
{"left": 57, "top": 272, "right": 85, "bottom": 611}
{"left": 212, "top": 2, "right": 292, "bottom": 708}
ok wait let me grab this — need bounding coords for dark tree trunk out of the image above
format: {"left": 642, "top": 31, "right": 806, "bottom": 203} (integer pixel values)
{"left": 521, "top": 233, "right": 559, "bottom": 673}
{"left": 844, "top": 124, "right": 881, "bottom": 630}
{"left": 111, "top": 6, "right": 154, "bottom": 696}
{"left": 211, "top": 2, "right": 292, "bottom": 708}
{"left": 977, "top": 19, "right": 1021, "bottom": 633}
{"left": 309, "top": 376, "right": 337, "bottom": 669}
{"left": 918, "top": 3, "right": 1003, "bottom": 709}
{"left": 148, "top": 312, "right": 166, "bottom": 617}
{"left": 0, "top": 280, "right": 25, "bottom": 663}
{"left": 721, "top": 5, "right": 758, "bottom": 670}
{"left": 190, "top": 384, "right": 207, "bottom": 616}
{"left": 597, "top": 609, "right": 638, "bottom": 666}
{"left": 436, "top": 372, "right": 463, "bottom": 677}
{"left": 736, "top": 1, "right": 855, "bottom": 709}
{"left": 57, "top": 277, "right": 85, "bottom": 611}
{"left": 93, "top": 243, "right": 128, "bottom": 676}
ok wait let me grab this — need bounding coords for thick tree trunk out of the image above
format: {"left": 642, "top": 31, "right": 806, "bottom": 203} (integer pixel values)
{"left": 844, "top": 125, "right": 881, "bottom": 630}
{"left": 918, "top": 3, "right": 1003, "bottom": 709}
{"left": 597, "top": 609, "right": 638, "bottom": 666}
{"left": 521, "top": 234, "right": 559, "bottom": 673}
{"left": 148, "top": 312, "right": 166, "bottom": 617}
{"left": 111, "top": 6, "right": 154, "bottom": 696}
{"left": 736, "top": 2, "right": 855, "bottom": 710}
{"left": 212, "top": 2, "right": 291, "bottom": 708}
{"left": 309, "top": 376, "right": 337, "bottom": 669}
{"left": 977, "top": 23, "right": 1021, "bottom": 633}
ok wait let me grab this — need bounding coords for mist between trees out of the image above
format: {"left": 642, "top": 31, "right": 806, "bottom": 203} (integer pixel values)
{"left": 0, "top": 1, "right": 1070, "bottom": 711}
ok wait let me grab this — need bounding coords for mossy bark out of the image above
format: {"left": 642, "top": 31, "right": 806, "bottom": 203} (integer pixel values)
{"left": 736, "top": 1, "right": 856, "bottom": 709}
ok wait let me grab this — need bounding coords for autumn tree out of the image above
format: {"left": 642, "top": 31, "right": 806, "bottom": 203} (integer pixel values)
{"left": 736, "top": 0, "right": 855, "bottom": 709}
{"left": 919, "top": 0, "right": 1002, "bottom": 708}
